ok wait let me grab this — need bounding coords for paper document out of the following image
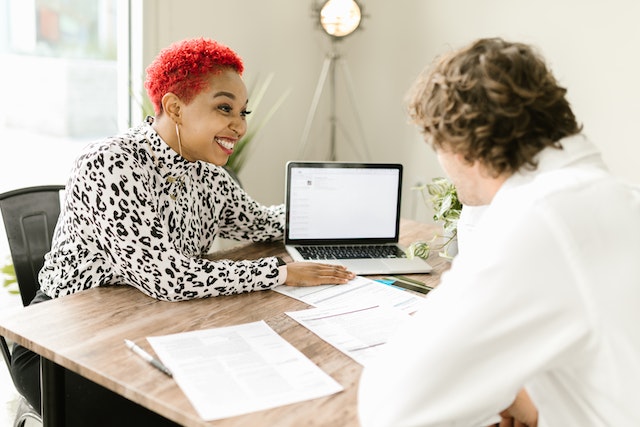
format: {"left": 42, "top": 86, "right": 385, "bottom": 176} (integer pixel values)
{"left": 274, "top": 275, "right": 424, "bottom": 314}
{"left": 286, "top": 304, "right": 411, "bottom": 366}
{"left": 148, "top": 321, "right": 343, "bottom": 421}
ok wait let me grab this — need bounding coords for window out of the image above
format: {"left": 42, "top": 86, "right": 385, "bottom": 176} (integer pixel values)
{"left": 0, "top": 0, "right": 122, "bottom": 262}
{"left": 0, "top": 0, "right": 119, "bottom": 138}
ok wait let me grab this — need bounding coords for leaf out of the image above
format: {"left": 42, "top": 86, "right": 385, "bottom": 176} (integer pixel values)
{"left": 130, "top": 84, "right": 155, "bottom": 118}
{"left": 406, "top": 241, "right": 431, "bottom": 260}
{"left": 2, "top": 277, "right": 17, "bottom": 288}
{"left": 1, "top": 262, "right": 17, "bottom": 289}
{"left": 437, "top": 194, "right": 453, "bottom": 219}
{"left": 0, "top": 262, "right": 15, "bottom": 276}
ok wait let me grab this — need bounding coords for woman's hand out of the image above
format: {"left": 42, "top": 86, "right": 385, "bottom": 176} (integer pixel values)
{"left": 499, "top": 389, "right": 538, "bottom": 427}
{"left": 284, "top": 262, "right": 356, "bottom": 287}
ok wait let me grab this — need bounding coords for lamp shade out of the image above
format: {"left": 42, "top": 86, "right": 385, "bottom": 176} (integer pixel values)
{"left": 319, "top": 0, "right": 362, "bottom": 38}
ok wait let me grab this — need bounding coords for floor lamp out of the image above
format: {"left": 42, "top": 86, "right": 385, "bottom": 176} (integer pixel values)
{"left": 299, "top": 0, "right": 371, "bottom": 161}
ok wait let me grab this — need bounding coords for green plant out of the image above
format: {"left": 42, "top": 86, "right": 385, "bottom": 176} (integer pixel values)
{"left": 131, "top": 84, "right": 155, "bottom": 119}
{"left": 406, "top": 177, "right": 462, "bottom": 260}
{"left": 1, "top": 258, "right": 19, "bottom": 295}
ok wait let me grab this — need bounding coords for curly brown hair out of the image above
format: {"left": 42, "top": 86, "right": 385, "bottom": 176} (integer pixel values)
{"left": 407, "top": 38, "right": 582, "bottom": 177}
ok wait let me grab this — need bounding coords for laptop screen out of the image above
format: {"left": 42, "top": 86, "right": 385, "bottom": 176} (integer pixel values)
{"left": 285, "top": 162, "right": 403, "bottom": 245}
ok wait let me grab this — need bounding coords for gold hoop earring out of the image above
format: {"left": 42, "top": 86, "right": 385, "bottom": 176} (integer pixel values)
{"left": 175, "top": 123, "right": 183, "bottom": 157}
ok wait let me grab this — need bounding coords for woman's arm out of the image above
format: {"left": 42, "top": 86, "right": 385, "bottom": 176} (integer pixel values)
{"left": 213, "top": 166, "right": 285, "bottom": 242}
{"left": 47, "top": 147, "right": 282, "bottom": 301}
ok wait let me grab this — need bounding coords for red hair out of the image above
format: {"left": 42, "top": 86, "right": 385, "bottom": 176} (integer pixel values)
{"left": 144, "top": 38, "right": 244, "bottom": 115}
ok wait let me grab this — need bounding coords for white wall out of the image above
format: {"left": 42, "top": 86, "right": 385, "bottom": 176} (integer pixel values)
{"left": 139, "top": 0, "right": 640, "bottom": 220}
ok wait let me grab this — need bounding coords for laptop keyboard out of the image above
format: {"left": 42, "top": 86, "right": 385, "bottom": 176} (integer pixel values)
{"left": 295, "top": 245, "right": 407, "bottom": 260}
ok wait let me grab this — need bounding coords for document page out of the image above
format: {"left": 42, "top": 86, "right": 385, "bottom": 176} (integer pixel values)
{"left": 286, "top": 304, "right": 411, "bottom": 366}
{"left": 274, "top": 275, "right": 424, "bottom": 314}
{"left": 148, "top": 321, "right": 343, "bottom": 421}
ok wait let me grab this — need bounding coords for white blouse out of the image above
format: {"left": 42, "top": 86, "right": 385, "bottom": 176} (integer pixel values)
{"left": 40, "top": 118, "right": 285, "bottom": 301}
{"left": 358, "top": 135, "right": 640, "bottom": 426}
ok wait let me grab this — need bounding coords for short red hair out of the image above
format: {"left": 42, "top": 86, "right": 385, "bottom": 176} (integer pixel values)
{"left": 144, "top": 38, "right": 244, "bottom": 115}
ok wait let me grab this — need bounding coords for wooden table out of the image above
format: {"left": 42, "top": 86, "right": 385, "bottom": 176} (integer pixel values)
{"left": 0, "top": 219, "right": 449, "bottom": 427}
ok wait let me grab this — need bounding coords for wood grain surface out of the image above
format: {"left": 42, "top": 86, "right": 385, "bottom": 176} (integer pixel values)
{"left": 0, "top": 219, "right": 448, "bottom": 426}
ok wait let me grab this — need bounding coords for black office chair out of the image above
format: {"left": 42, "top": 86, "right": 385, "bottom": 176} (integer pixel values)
{"left": 0, "top": 185, "right": 64, "bottom": 306}
{"left": 0, "top": 185, "right": 65, "bottom": 427}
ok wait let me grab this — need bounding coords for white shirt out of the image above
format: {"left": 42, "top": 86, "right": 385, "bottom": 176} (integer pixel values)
{"left": 358, "top": 135, "right": 640, "bottom": 426}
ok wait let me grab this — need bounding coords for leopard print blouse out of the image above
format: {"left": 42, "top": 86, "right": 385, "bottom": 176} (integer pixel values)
{"left": 39, "top": 118, "right": 285, "bottom": 301}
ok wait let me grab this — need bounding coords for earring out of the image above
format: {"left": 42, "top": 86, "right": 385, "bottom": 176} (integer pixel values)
{"left": 175, "top": 123, "right": 183, "bottom": 157}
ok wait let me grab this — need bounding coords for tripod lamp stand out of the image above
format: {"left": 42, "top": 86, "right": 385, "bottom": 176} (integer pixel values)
{"left": 299, "top": 0, "right": 371, "bottom": 161}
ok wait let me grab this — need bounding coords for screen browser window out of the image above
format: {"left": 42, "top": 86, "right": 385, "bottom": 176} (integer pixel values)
{"left": 287, "top": 165, "right": 400, "bottom": 240}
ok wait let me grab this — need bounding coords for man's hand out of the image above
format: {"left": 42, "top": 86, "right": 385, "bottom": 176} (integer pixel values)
{"left": 499, "top": 389, "right": 538, "bottom": 427}
{"left": 284, "top": 262, "right": 355, "bottom": 287}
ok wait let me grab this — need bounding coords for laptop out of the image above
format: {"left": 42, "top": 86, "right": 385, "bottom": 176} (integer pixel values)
{"left": 284, "top": 161, "right": 433, "bottom": 275}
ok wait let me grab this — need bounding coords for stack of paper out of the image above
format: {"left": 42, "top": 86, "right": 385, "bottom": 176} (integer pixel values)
{"left": 286, "top": 303, "right": 411, "bottom": 366}
{"left": 148, "top": 321, "right": 343, "bottom": 421}
{"left": 147, "top": 276, "right": 425, "bottom": 421}
{"left": 277, "top": 276, "right": 424, "bottom": 366}
{"left": 274, "top": 275, "right": 425, "bottom": 314}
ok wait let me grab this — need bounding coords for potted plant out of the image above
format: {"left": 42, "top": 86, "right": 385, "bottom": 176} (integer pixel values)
{"left": 406, "top": 177, "right": 462, "bottom": 260}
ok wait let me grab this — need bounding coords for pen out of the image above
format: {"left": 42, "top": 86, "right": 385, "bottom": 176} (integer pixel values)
{"left": 124, "top": 339, "right": 173, "bottom": 378}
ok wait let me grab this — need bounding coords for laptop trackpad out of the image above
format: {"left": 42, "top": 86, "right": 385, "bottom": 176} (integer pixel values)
{"left": 311, "top": 258, "right": 432, "bottom": 275}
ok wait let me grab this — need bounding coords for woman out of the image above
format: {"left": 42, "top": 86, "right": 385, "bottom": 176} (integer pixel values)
{"left": 38, "top": 37, "right": 354, "bottom": 300}
{"left": 13, "top": 37, "right": 354, "bottom": 425}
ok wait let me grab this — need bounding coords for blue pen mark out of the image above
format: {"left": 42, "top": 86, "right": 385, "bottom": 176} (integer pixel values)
{"left": 374, "top": 279, "right": 406, "bottom": 291}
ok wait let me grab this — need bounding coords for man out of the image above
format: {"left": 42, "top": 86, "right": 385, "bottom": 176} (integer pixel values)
{"left": 358, "top": 37, "right": 640, "bottom": 426}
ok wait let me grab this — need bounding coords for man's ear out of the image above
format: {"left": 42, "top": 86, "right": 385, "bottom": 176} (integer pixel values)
{"left": 161, "top": 92, "right": 182, "bottom": 124}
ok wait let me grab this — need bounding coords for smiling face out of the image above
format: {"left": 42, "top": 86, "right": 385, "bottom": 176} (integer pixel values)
{"left": 174, "top": 69, "right": 249, "bottom": 165}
